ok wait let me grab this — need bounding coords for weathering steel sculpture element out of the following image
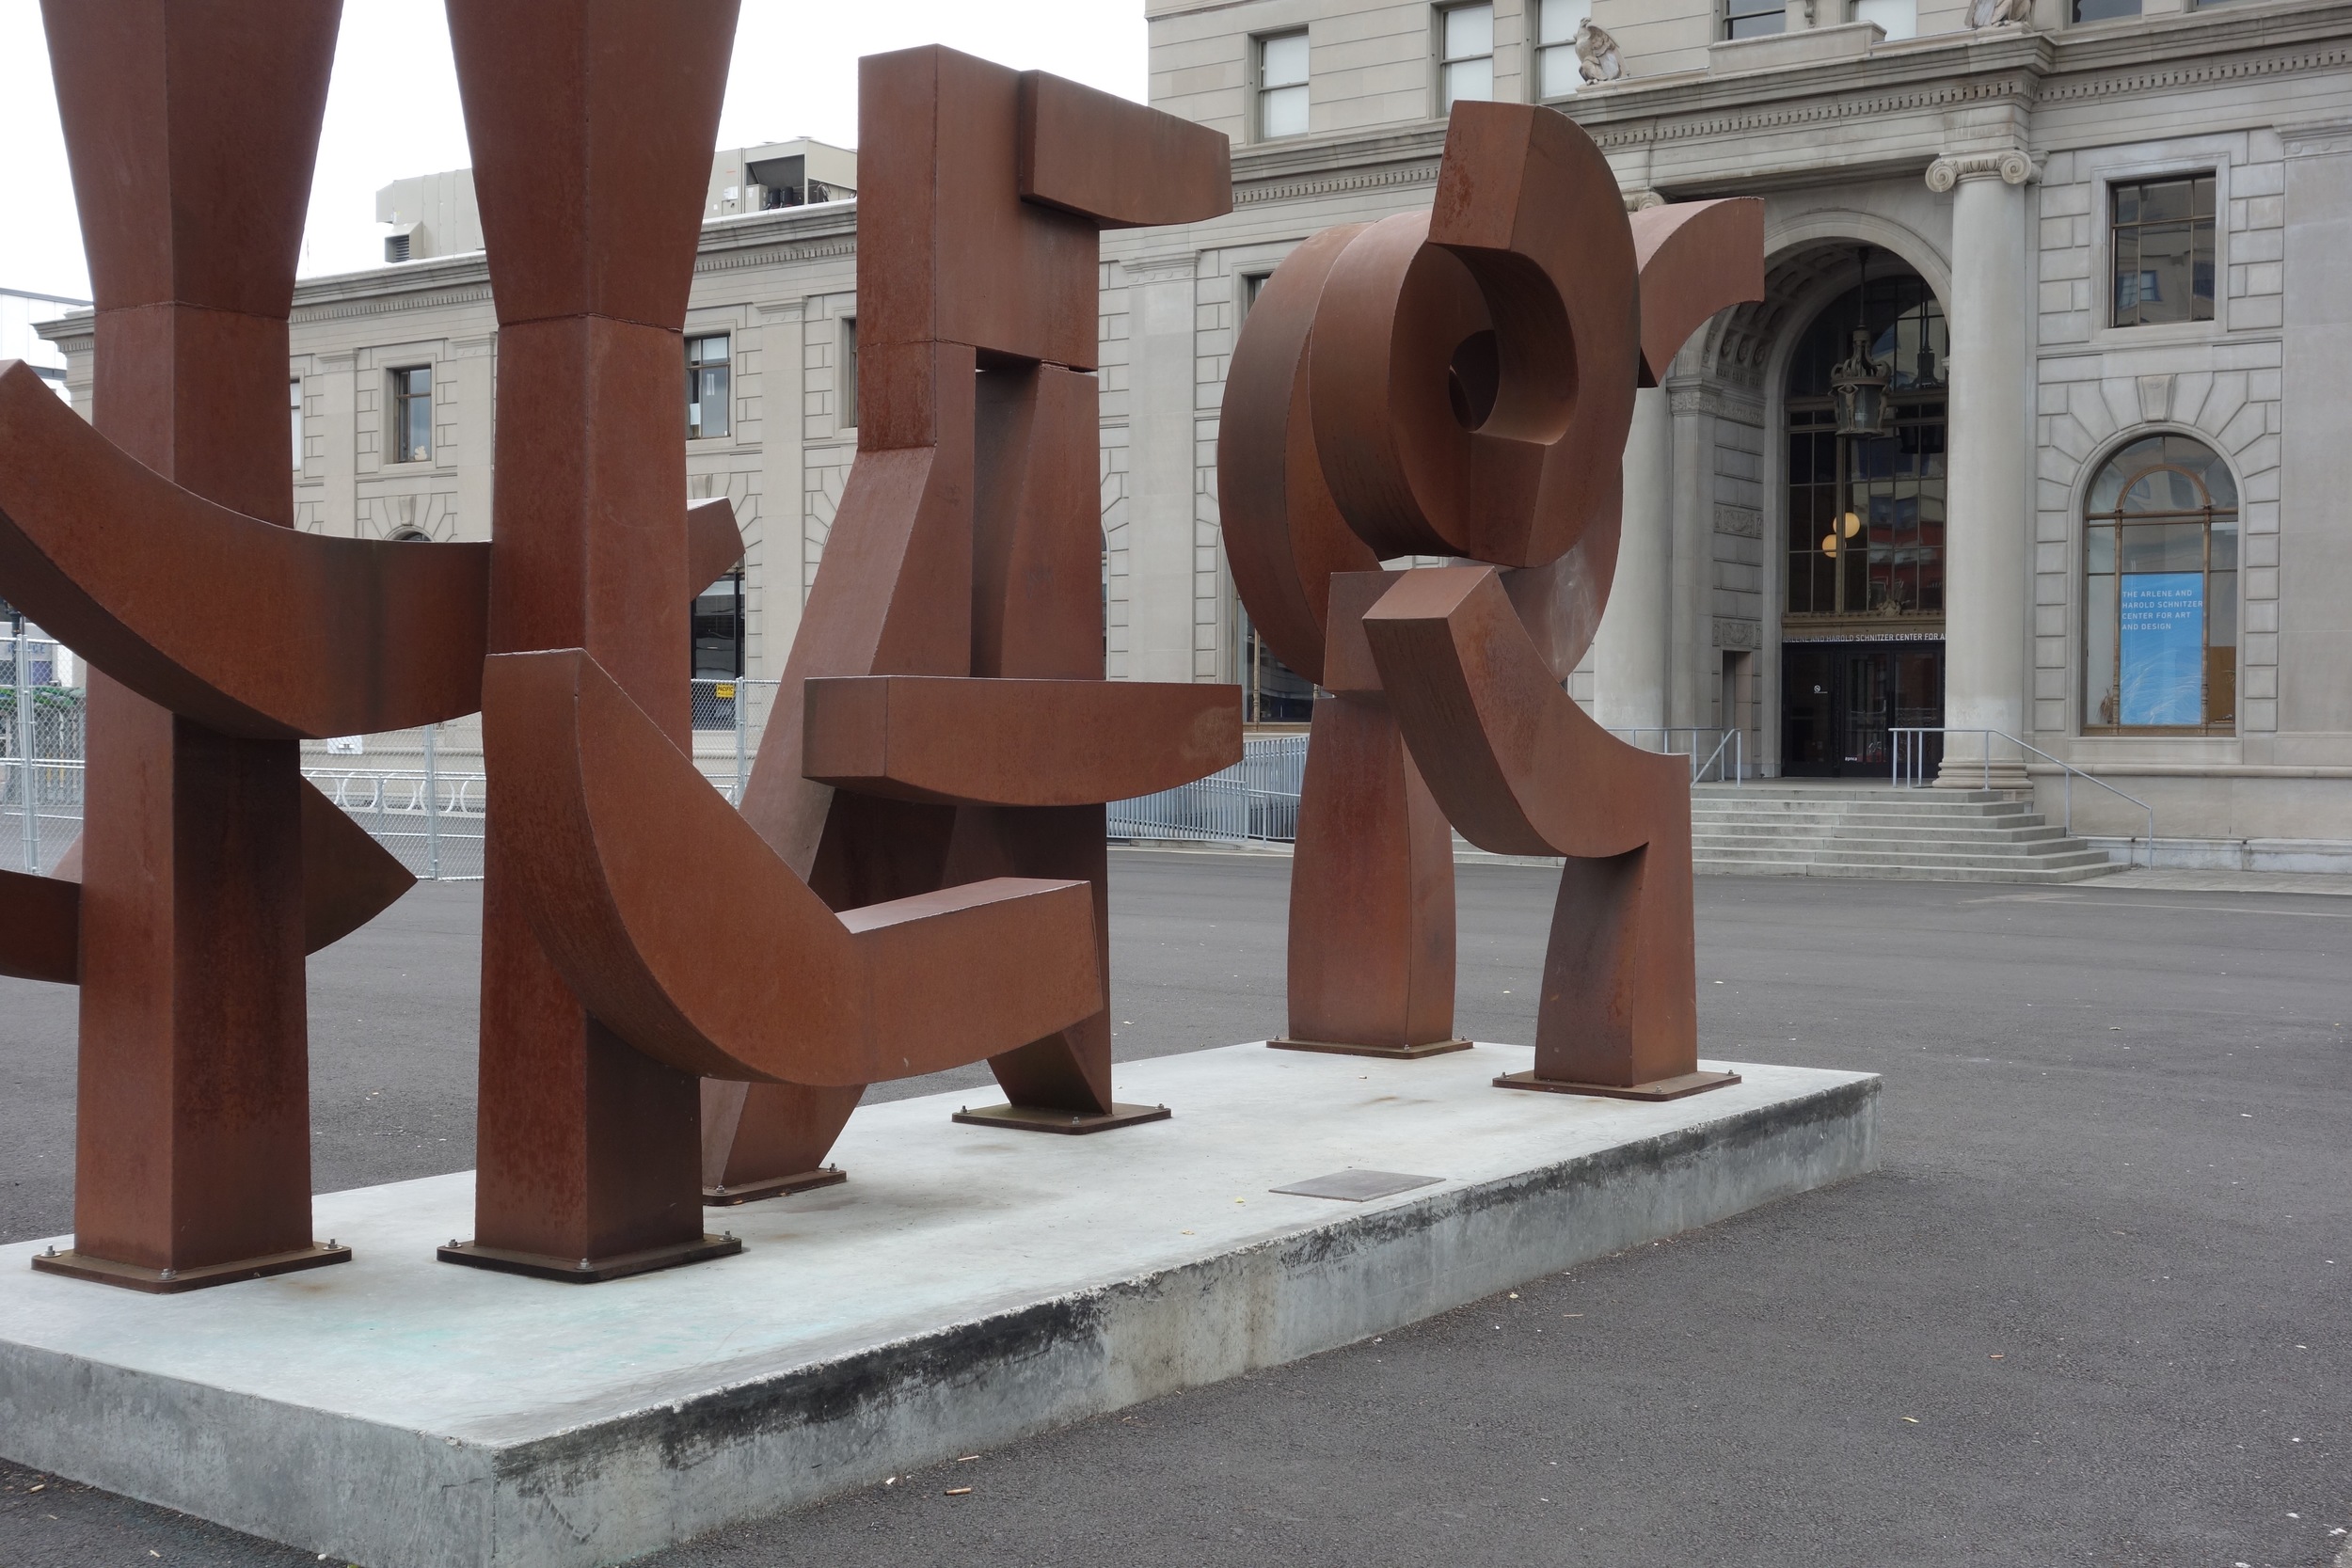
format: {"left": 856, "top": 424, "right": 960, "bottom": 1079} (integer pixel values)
{"left": 1220, "top": 102, "right": 1763, "bottom": 1100}
{"left": 0, "top": 0, "right": 464, "bottom": 1292}
{"left": 0, "top": 0, "right": 1236, "bottom": 1290}
{"left": 453, "top": 20, "right": 1237, "bottom": 1280}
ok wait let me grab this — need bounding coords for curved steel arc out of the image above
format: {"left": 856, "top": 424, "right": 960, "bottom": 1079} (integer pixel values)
{"left": 1214, "top": 223, "right": 1376, "bottom": 687}
{"left": 1362, "top": 565, "right": 1699, "bottom": 1088}
{"left": 1307, "top": 102, "right": 1639, "bottom": 570}
{"left": 483, "top": 648, "right": 1103, "bottom": 1089}
{"left": 1629, "top": 198, "right": 1767, "bottom": 388}
{"left": 0, "top": 783, "right": 413, "bottom": 986}
{"left": 0, "top": 361, "right": 489, "bottom": 739}
{"left": 1362, "top": 566, "right": 1685, "bottom": 860}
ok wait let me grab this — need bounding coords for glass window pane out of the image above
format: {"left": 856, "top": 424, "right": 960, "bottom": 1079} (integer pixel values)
{"left": 1262, "top": 83, "right": 1309, "bottom": 137}
{"left": 1261, "top": 31, "right": 1309, "bottom": 87}
{"left": 2140, "top": 181, "right": 2192, "bottom": 223}
{"left": 1538, "top": 0, "right": 1589, "bottom": 46}
{"left": 2087, "top": 524, "right": 2115, "bottom": 574}
{"left": 2208, "top": 570, "right": 2237, "bottom": 647}
{"left": 2209, "top": 523, "right": 2237, "bottom": 570}
{"left": 1441, "top": 56, "right": 1493, "bottom": 109}
{"left": 2085, "top": 574, "right": 2118, "bottom": 725}
{"left": 1444, "top": 4, "right": 1494, "bottom": 59}
{"left": 1539, "top": 45, "right": 1580, "bottom": 98}
{"left": 2074, "top": 0, "right": 2143, "bottom": 21}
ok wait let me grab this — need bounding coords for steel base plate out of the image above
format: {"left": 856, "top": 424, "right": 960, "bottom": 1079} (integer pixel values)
{"left": 29, "top": 1243, "right": 352, "bottom": 1294}
{"left": 1492, "top": 1068, "right": 1743, "bottom": 1102}
{"left": 437, "top": 1233, "right": 742, "bottom": 1284}
{"left": 703, "top": 1167, "right": 848, "bottom": 1207}
{"left": 950, "top": 1101, "right": 1172, "bottom": 1135}
{"left": 1268, "top": 1037, "right": 1473, "bottom": 1060}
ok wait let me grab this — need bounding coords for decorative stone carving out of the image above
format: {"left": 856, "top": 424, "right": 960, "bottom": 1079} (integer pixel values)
{"left": 1925, "top": 150, "right": 2034, "bottom": 191}
{"left": 1576, "top": 20, "right": 1624, "bottom": 84}
{"left": 1622, "top": 188, "right": 1667, "bottom": 213}
{"left": 1965, "top": 0, "right": 2029, "bottom": 25}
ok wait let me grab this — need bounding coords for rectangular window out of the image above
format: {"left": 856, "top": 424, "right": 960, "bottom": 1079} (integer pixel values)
{"left": 1724, "top": 0, "right": 1785, "bottom": 39}
{"left": 839, "top": 316, "right": 859, "bottom": 430}
{"left": 2109, "top": 173, "right": 2216, "bottom": 328}
{"left": 1535, "top": 0, "right": 1590, "bottom": 99}
{"left": 1241, "top": 272, "right": 1271, "bottom": 323}
{"left": 686, "top": 333, "right": 731, "bottom": 439}
{"left": 1438, "top": 4, "right": 1494, "bottom": 113}
{"left": 2074, "top": 0, "right": 2141, "bottom": 19}
{"left": 389, "top": 366, "right": 431, "bottom": 464}
{"left": 290, "top": 378, "right": 303, "bottom": 472}
{"left": 1256, "top": 31, "right": 1309, "bottom": 140}
{"left": 1853, "top": 0, "right": 1916, "bottom": 39}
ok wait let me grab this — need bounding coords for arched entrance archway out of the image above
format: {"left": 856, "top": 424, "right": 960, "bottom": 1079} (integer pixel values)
{"left": 1779, "top": 260, "right": 1948, "bottom": 777}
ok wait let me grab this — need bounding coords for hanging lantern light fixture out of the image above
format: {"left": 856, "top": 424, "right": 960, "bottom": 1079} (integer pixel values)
{"left": 1829, "top": 247, "right": 1892, "bottom": 439}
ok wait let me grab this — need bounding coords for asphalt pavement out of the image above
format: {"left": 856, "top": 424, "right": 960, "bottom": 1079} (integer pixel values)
{"left": 1, "top": 853, "right": 2345, "bottom": 1567}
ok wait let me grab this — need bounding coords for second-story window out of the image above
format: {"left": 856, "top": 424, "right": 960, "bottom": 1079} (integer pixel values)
{"left": 1724, "top": 0, "right": 1785, "bottom": 39}
{"left": 687, "top": 334, "right": 731, "bottom": 439}
{"left": 1256, "top": 31, "right": 1309, "bottom": 140}
{"left": 389, "top": 366, "right": 431, "bottom": 464}
{"left": 2111, "top": 174, "right": 2215, "bottom": 329}
{"left": 1535, "top": 0, "right": 1591, "bottom": 99}
{"left": 290, "top": 378, "right": 303, "bottom": 472}
{"left": 2074, "top": 0, "right": 2142, "bottom": 18}
{"left": 1438, "top": 4, "right": 1494, "bottom": 112}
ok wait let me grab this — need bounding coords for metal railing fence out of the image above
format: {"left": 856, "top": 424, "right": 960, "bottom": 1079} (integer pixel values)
{"left": 1892, "top": 725, "right": 2156, "bottom": 866}
{"left": 1108, "top": 734, "right": 1308, "bottom": 847}
{"left": 1608, "top": 727, "right": 1745, "bottom": 785}
{"left": 5, "top": 664, "right": 1750, "bottom": 875}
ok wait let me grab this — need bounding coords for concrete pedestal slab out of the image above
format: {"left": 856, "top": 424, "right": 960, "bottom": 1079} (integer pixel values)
{"left": 0, "top": 1045, "right": 1877, "bottom": 1568}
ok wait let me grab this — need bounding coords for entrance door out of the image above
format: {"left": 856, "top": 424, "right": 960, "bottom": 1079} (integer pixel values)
{"left": 1782, "top": 641, "right": 1944, "bottom": 778}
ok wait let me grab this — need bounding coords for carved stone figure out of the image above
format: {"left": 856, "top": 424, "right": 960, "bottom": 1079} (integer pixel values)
{"left": 1966, "top": 0, "right": 2030, "bottom": 27}
{"left": 1576, "top": 20, "right": 1624, "bottom": 84}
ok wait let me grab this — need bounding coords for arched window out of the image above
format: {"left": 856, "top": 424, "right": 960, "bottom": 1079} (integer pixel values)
{"left": 1785, "top": 274, "right": 1947, "bottom": 622}
{"left": 2083, "top": 435, "right": 2236, "bottom": 734}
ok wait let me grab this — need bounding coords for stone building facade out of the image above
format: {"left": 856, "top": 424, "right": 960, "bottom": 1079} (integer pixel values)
{"left": 39, "top": 0, "right": 2352, "bottom": 851}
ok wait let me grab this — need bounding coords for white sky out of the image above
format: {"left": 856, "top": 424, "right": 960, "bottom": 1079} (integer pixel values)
{"left": 0, "top": 0, "right": 1148, "bottom": 301}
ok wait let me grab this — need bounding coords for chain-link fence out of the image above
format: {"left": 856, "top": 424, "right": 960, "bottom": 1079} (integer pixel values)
{"left": 2, "top": 633, "right": 85, "bottom": 876}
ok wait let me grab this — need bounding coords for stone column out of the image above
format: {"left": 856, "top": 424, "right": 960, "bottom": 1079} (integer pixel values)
{"left": 1124, "top": 252, "right": 1203, "bottom": 684}
{"left": 1928, "top": 150, "right": 2033, "bottom": 788}
{"left": 1666, "top": 382, "right": 1715, "bottom": 729}
{"left": 754, "top": 300, "right": 807, "bottom": 673}
{"left": 1594, "top": 385, "right": 1671, "bottom": 730}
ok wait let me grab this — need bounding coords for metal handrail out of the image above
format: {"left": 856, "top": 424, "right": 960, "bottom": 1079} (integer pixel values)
{"left": 1890, "top": 726, "right": 2157, "bottom": 867}
{"left": 1606, "top": 727, "right": 1744, "bottom": 786}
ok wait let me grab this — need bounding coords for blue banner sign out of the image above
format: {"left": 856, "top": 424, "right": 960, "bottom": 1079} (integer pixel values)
{"left": 2120, "top": 572, "right": 2203, "bottom": 726}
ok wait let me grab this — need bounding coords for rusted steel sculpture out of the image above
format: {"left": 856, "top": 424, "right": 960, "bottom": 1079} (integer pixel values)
{"left": 698, "top": 46, "right": 1241, "bottom": 1191}
{"left": 453, "top": 26, "right": 1235, "bottom": 1276}
{"left": 0, "top": 0, "right": 483, "bottom": 1291}
{"left": 1221, "top": 103, "right": 1762, "bottom": 1099}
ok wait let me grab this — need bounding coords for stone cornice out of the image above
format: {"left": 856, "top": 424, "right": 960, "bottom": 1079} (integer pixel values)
{"left": 276, "top": 201, "right": 862, "bottom": 325}
{"left": 1216, "top": 1, "right": 2352, "bottom": 202}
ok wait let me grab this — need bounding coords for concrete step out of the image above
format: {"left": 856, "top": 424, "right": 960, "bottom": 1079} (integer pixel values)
{"left": 1692, "top": 786, "right": 2023, "bottom": 806}
{"left": 1694, "top": 857, "right": 2121, "bottom": 884}
{"left": 1692, "top": 797, "right": 2038, "bottom": 818}
{"left": 1693, "top": 817, "right": 2060, "bottom": 841}
{"left": 1695, "top": 843, "right": 2115, "bottom": 872}
{"left": 1694, "top": 822, "right": 2074, "bottom": 846}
